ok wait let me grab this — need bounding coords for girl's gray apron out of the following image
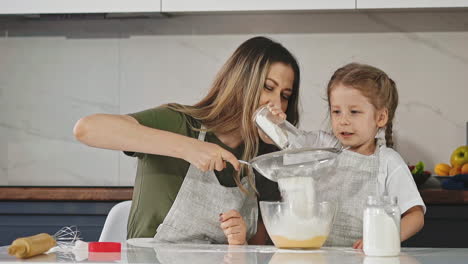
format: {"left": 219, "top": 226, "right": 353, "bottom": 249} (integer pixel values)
{"left": 318, "top": 147, "right": 380, "bottom": 247}
{"left": 154, "top": 128, "right": 258, "bottom": 244}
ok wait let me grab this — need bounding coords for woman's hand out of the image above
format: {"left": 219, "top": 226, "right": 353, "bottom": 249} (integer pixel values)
{"left": 220, "top": 210, "right": 247, "bottom": 245}
{"left": 74, "top": 114, "right": 241, "bottom": 172}
{"left": 182, "top": 139, "right": 240, "bottom": 172}
{"left": 352, "top": 238, "right": 363, "bottom": 249}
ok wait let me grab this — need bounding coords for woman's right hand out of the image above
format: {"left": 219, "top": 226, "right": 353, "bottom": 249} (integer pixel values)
{"left": 74, "top": 114, "right": 240, "bottom": 172}
{"left": 182, "top": 139, "right": 240, "bottom": 172}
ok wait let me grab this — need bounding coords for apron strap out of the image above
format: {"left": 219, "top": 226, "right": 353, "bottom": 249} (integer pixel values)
{"left": 198, "top": 125, "right": 207, "bottom": 141}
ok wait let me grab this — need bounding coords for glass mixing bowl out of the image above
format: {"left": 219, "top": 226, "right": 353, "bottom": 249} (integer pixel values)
{"left": 260, "top": 201, "right": 336, "bottom": 249}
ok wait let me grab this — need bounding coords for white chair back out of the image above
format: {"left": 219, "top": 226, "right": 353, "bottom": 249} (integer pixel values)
{"left": 99, "top": 200, "right": 132, "bottom": 243}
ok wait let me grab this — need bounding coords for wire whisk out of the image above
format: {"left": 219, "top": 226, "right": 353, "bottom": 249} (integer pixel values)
{"left": 53, "top": 226, "right": 81, "bottom": 248}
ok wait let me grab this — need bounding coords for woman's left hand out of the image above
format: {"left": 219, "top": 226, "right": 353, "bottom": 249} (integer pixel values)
{"left": 352, "top": 239, "right": 363, "bottom": 249}
{"left": 220, "top": 210, "right": 247, "bottom": 245}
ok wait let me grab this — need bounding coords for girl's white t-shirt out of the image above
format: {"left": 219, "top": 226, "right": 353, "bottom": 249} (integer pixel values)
{"left": 298, "top": 130, "right": 426, "bottom": 214}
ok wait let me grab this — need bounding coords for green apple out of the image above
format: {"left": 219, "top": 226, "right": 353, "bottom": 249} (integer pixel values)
{"left": 450, "top": 146, "right": 468, "bottom": 167}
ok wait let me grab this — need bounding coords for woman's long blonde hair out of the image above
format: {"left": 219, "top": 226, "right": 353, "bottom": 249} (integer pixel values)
{"left": 167, "top": 36, "right": 301, "bottom": 193}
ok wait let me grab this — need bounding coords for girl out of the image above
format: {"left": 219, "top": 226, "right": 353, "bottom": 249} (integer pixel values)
{"left": 267, "top": 63, "right": 425, "bottom": 248}
{"left": 73, "top": 36, "right": 300, "bottom": 245}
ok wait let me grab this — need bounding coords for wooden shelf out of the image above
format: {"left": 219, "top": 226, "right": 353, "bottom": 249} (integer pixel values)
{"left": 0, "top": 187, "right": 133, "bottom": 201}
{"left": 1, "top": 187, "right": 467, "bottom": 204}
{"left": 419, "top": 189, "right": 468, "bottom": 204}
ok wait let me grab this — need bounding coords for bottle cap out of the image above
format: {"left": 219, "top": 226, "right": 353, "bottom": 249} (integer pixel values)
{"left": 367, "top": 195, "right": 398, "bottom": 206}
{"left": 88, "top": 242, "right": 121, "bottom": 253}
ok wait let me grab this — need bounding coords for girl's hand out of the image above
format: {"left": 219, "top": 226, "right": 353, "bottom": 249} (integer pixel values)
{"left": 220, "top": 210, "right": 247, "bottom": 245}
{"left": 352, "top": 239, "right": 363, "bottom": 249}
{"left": 266, "top": 103, "right": 287, "bottom": 120}
{"left": 183, "top": 139, "right": 240, "bottom": 172}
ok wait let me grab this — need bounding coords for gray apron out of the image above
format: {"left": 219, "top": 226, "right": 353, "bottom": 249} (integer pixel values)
{"left": 154, "top": 128, "right": 258, "bottom": 244}
{"left": 318, "top": 147, "right": 380, "bottom": 247}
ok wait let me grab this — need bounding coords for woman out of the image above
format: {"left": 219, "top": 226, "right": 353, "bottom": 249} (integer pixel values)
{"left": 73, "top": 36, "right": 301, "bottom": 245}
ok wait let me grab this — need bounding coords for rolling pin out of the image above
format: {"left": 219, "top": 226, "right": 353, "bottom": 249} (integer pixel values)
{"left": 8, "top": 233, "right": 56, "bottom": 259}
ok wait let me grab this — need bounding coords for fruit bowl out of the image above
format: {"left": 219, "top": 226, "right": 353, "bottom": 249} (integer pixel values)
{"left": 408, "top": 165, "right": 431, "bottom": 187}
{"left": 434, "top": 174, "right": 468, "bottom": 182}
{"left": 259, "top": 201, "right": 336, "bottom": 249}
{"left": 433, "top": 175, "right": 451, "bottom": 183}
{"left": 438, "top": 173, "right": 468, "bottom": 190}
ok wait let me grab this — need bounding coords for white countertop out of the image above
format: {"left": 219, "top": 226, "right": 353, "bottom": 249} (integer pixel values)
{"left": 1, "top": 239, "right": 467, "bottom": 264}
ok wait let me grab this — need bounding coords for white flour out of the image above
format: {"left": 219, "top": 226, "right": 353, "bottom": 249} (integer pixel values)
{"left": 278, "top": 176, "right": 316, "bottom": 214}
{"left": 273, "top": 176, "right": 327, "bottom": 240}
{"left": 255, "top": 114, "right": 289, "bottom": 149}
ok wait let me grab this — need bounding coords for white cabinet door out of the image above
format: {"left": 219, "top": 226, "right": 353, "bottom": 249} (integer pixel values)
{"left": 0, "top": 0, "right": 161, "bottom": 15}
{"left": 357, "top": 0, "right": 468, "bottom": 9}
{"left": 162, "top": 0, "right": 355, "bottom": 12}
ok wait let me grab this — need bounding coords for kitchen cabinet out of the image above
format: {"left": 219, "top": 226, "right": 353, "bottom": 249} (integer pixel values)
{"left": 402, "top": 204, "right": 468, "bottom": 248}
{"left": 0, "top": 201, "right": 117, "bottom": 246}
{"left": 0, "top": 187, "right": 130, "bottom": 246}
{"left": 2, "top": 188, "right": 468, "bottom": 248}
{"left": 0, "top": 0, "right": 161, "bottom": 15}
{"left": 357, "top": 0, "right": 468, "bottom": 9}
{"left": 3, "top": 0, "right": 467, "bottom": 15}
{"left": 161, "top": 0, "right": 355, "bottom": 12}
{"left": 2, "top": 202, "right": 467, "bottom": 248}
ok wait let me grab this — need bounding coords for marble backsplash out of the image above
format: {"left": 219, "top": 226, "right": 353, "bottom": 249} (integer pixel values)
{"left": 0, "top": 10, "right": 467, "bottom": 186}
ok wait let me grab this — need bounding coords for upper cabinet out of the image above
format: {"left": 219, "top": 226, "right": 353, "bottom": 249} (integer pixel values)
{"left": 357, "top": 0, "right": 468, "bottom": 9}
{"left": 2, "top": 0, "right": 467, "bottom": 15}
{"left": 161, "top": 0, "right": 356, "bottom": 12}
{"left": 0, "top": 0, "right": 161, "bottom": 14}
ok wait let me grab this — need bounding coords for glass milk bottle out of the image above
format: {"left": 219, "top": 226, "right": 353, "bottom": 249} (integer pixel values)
{"left": 363, "top": 196, "right": 401, "bottom": 257}
{"left": 253, "top": 106, "right": 305, "bottom": 149}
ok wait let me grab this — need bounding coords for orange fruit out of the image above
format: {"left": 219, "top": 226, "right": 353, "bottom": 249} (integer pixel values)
{"left": 449, "top": 165, "right": 462, "bottom": 176}
{"left": 434, "top": 163, "right": 451, "bottom": 176}
{"left": 462, "top": 163, "right": 468, "bottom": 174}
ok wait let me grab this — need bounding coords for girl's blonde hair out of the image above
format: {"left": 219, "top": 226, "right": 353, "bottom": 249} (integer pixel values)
{"left": 166, "top": 36, "right": 301, "bottom": 193}
{"left": 326, "top": 63, "right": 398, "bottom": 148}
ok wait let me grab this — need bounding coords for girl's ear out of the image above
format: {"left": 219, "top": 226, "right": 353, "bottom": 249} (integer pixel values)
{"left": 377, "top": 108, "right": 389, "bottom": 128}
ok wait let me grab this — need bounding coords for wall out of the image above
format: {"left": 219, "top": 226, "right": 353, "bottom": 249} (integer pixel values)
{"left": 0, "top": 10, "right": 467, "bottom": 186}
